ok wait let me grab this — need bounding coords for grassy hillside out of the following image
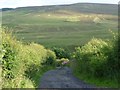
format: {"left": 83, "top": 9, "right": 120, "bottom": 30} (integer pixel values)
{"left": 2, "top": 3, "right": 118, "bottom": 48}
{"left": 10, "top": 3, "right": 118, "bottom": 15}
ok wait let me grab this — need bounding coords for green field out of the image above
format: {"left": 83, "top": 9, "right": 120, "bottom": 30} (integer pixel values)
{"left": 2, "top": 3, "right": 118, "bottom": 48}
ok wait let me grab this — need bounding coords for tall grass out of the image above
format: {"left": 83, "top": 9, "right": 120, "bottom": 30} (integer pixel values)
{"left": 1, "top": 27, "right": 56, "bottom": 88}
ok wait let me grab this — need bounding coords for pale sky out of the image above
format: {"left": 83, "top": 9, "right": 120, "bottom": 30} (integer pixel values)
{"left": 0, "top": 0, "right": 119, "bottom": 8}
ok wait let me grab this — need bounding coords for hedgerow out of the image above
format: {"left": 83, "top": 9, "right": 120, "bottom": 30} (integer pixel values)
{"left": 73, "top": 33, "right": 119, "bottom": 87}
{"left": 1, "top": 27, "right": 56, "bottom": 88}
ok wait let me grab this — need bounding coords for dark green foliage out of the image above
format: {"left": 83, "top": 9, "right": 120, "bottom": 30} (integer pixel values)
{"left": 2, "top": 43, "right": 16, "bottom": 80}
{"left": 42, "top": 49, "right": 56, "bottom": 66}
{"left": 52, "top": 47, "right": 70, "bottom": 59}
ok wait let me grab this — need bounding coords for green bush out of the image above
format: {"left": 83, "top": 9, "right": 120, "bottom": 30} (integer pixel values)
{"left": 52, "top": 47, "right": 70, "bottom": 59}
{"left": 1, "top": 27, "right": 56, "bottom": 88}
{"left": 74, "top": 37, "right": 119, "bottom": 79}
{"left": 42, "top": 49, "right": 56, "bottom": 66}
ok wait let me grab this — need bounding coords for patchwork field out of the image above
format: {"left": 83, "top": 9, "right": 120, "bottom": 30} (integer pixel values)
{"left": 2, "top": 3, "right": 118, "bottom": 48}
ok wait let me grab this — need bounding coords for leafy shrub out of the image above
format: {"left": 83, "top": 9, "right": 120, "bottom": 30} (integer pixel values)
{"left": 74, "top": 37, "right": 119, "bottom": 79}
{"left": 1, "top": 27, "right": 56, "bottom": 88}
{"left": 2, "top": 30, "right": 24, "bottom": 87}
{"left": 52, "top": 47, "right": 70, "bottom": 59}
{"left": 42, "top": 49, "right": 56, "bottom": 65}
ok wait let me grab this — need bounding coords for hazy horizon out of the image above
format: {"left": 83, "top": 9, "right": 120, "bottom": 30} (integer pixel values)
{"left": 0, "top": 0, "right": 119, "bottom": 9}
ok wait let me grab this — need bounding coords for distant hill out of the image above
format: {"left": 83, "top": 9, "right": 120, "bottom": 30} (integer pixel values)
{"left": 1, "top": 8, "right": 14, "bottom": 11}
{"left": 2, "top": 3, "right": 118, "bottom": 48}
{"left": 2, "top": 3, "right": 118, "bottom": 15}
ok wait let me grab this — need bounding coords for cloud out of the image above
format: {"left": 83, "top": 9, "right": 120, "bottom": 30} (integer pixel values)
{"left": 0, "top": 0, "right": 76, "bottom": 8}
{"left": 0, "top": 0, "right": 43, "bottom": 8}
{"left": 18, "top": 0, "right": 43, "bottom": 6}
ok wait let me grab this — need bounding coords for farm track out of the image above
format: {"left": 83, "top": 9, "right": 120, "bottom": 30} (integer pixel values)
{"left": 39, "top": 67, "right": 95, "bottom": 88}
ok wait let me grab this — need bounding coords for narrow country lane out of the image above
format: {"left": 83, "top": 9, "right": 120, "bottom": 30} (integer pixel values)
{"left": 39, "top": 67, "right": 95, "bottom": 88}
